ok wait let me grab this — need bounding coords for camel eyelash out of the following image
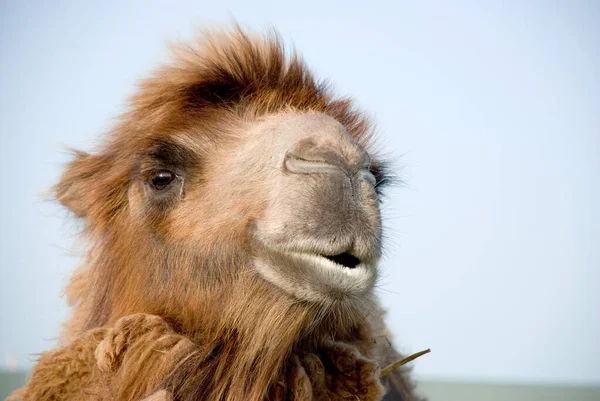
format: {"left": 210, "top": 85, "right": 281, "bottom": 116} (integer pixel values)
{"left": 143, "top": 139, "right": 198, "bottom": 171}
{"left": 369, "top": 163, "right": 393, "bottom": 193}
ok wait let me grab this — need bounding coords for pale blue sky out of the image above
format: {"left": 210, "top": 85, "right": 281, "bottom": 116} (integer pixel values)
{"left": 0, "top": 0, "right": 598, "bottom": 385}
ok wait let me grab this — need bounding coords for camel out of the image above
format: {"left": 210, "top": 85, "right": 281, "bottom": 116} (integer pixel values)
{"left": 9, "top": 27, "right": 424, "bottom": 401}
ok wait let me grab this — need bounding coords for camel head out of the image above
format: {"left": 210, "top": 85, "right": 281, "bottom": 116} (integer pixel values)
{"left": 54, "top": 28, "right": 391, "bottom": 341}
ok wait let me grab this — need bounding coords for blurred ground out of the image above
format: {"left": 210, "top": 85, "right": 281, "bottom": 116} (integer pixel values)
{"left": 1, "top": 372, "right": 599, "bottom": 400}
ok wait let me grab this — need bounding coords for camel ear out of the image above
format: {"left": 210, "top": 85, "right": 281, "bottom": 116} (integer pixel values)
{"left": 54, "top": 151, "right": 108, "bottom": 218}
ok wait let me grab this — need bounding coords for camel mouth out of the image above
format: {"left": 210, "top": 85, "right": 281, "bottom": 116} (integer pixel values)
{"left": 253, "top": 244, "right": 377, "bottom": 302}
{"left": 321, "top": 252, "right": 361, "bottom": 269}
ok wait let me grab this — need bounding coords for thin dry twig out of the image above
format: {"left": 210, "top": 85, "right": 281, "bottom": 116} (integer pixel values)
{"left": 380, "top": 348, "right": 431, "bottom": 377}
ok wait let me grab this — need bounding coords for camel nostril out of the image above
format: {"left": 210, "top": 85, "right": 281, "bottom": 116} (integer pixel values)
{"left": 284, "top": 153, "right": 342, "bottom": 175}
{"left": 323, "top": 252, "right": 361, "bottom": 268}
{"left": 284, "top": 136, "right": 357, "bottom": 175}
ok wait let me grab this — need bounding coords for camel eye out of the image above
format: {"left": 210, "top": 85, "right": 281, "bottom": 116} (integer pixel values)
{"left": 150, "top": 170, "right": 176, "bottom": 190}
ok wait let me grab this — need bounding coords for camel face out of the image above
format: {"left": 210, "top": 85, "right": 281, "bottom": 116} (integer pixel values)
{"left": 128, "top": 111, "right": 381, "bottom": 306}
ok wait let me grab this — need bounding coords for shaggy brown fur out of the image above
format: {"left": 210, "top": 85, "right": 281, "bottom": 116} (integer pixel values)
{"left": 9, "top": 27, "right": 423, "bottom": 401}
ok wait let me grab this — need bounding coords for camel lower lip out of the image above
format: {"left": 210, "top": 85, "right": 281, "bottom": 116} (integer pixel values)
{"left": 321, "top": 252, "right": 361, "bottom": 268}
{"left": 283, "top": 252, "right": 371, "bottom": 277}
